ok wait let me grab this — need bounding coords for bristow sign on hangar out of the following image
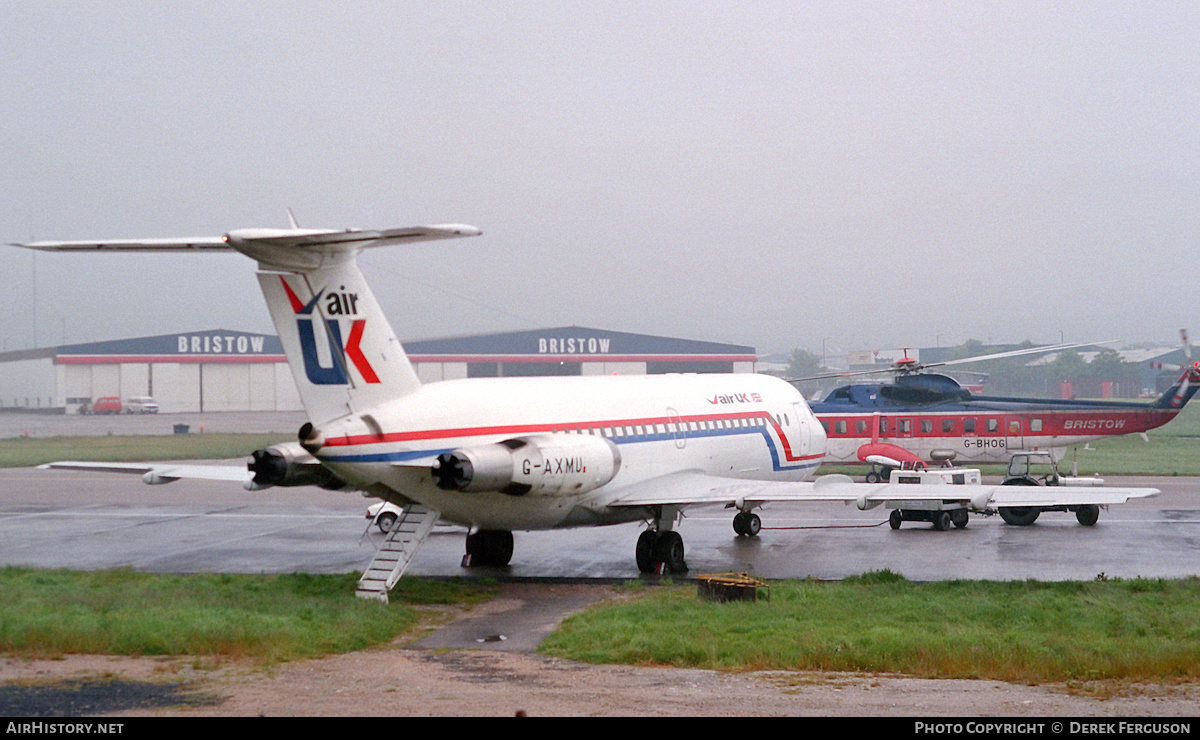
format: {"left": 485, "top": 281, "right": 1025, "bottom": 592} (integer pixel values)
{"left": 400, "top": 326, "right": 756, "bottom": 364}
{"left": 54, "top": 330, "right": 286, "bottom": 365}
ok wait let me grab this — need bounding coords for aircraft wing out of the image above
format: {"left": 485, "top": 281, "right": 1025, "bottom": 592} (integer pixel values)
{"left": 38, "top": 461, "right": 252, "bottom": 486}
{"left": 606, "top": 472, "right": 1159, "bottom": 513}
{"left": 986, "top": 486, "right": 1158, "bottom": 507}
{"left": 605, "top": 472, "right": 967, "bottom": 510}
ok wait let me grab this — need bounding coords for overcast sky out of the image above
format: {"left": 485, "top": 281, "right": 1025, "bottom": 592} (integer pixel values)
{"left": 2, "top": 2, "right": 1197, "bottom": 358}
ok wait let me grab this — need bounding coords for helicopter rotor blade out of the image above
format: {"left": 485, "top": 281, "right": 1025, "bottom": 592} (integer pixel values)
{"left": 918, "top": 339, "right": 1119, "bottom": 371}
{"left": 785, "top": 339, "right": 1117, "bottom": 384}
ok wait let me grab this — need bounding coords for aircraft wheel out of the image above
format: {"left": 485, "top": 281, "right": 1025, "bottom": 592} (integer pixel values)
{"left": 465, "top": 529, "right": 514, "bottom": 566}
{"left": 950, "top": 510, "right": 969, "bottom": 529}
{"left": 864, "top": 471, "right": 881, "bottom": 483}
{"left": 653, "top": 531, "right": 687, "bottom": 573}
{"left": 889, "top": 510, "right": 903, "bottom": 529}
{"left": 932, "top": 510, "right": 953, "bottom": 531}
{"left": 733, "top": 511, "right": 761, "bottom": 537}
{"left": 635, "top": 530, "right": 658, "bottom": 573}
{"left": 999, "top": 507, "right": 1040, "bottom": 526}
{"left": 376, "top": 512, "right": 397, "bottom": 533}
{"left": 1075, "top": 505, "right": 1100, "bottom": 527}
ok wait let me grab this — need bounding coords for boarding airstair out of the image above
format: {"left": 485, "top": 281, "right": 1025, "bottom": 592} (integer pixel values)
{"left": 356, "top": 503, "right": 440, "bottom": 603}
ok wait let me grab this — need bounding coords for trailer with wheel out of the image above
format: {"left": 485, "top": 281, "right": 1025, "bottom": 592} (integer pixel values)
{"left": 885, "top": 467, "right": 982, "bottom": 530}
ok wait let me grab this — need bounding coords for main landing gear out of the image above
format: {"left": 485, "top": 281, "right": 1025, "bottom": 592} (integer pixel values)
{"left": 462, "top": 529, "right": 514, "bottom": 567}
{"left": 636, "top": 529, "right": 687, "bottom": 574}
{"left": 863, "top": 465, "right": 894, "bottom": 484}
{"left": 636, "top": 506, "right": 691, "bottom": 574}
{"left": 636, "top": 507, "right": 764, "bottom": 574}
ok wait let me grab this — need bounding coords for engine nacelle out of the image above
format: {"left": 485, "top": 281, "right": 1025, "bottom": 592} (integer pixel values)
{"left": 434, "top": 434, "right": 621, "bottom": 497}
{"left": 246, "top": 441, "right": 346, "bottom": 491}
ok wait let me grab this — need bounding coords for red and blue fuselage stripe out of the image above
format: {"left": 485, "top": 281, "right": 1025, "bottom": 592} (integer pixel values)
{"left": 318, "top": 410, "right": 823, "bottom": 472}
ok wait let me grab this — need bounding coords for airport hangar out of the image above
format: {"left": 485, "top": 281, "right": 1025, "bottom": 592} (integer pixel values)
{"left": 0, "top": 327, "right": 758, "bottom": 414}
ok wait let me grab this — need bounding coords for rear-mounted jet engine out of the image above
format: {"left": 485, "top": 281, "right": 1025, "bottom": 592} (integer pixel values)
{"left": 434, "top": 434, "right": 621, "bottom": 497}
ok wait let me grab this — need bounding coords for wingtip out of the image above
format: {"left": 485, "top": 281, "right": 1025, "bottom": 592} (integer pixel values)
{"left": 430, "top": 223, "right": 483, "bottom": 237}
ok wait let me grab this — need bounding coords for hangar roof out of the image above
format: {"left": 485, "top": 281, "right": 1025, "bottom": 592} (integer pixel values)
{"left": 53, "top": 329, "right": 285, "bottom": 365}
{"left": 402, "top": 326, "right": 756, "bottom": 363}
{"left": 4, "top": 326, "right": 755, "bottom": 366}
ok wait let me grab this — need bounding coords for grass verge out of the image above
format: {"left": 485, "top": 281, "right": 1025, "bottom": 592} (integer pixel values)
{"left": 0, "top": 568, "right": 496, "bottom": 664}
{"left": 0, "top": 434, "right": 289, "bottom": 469}
{"left": 539, "top": 572, "right": 1200, "bottom": 685}
{"left": 5, "top": 568, "right": 1199, "bottom": 688}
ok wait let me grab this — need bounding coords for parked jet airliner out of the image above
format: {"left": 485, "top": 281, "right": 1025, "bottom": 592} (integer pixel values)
{"left": 13, "top": 221, "right": 1159, "bottom": 600}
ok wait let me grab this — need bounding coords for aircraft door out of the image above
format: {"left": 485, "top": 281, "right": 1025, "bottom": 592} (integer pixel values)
{"left": 666, "top": 407, "right": 686, "bottom": 449}
{"left": 1005, "top": 416, "right": 1024, "bottom": 452}
{"left": 789, "top": 402, "right": 812, "bottom": 458}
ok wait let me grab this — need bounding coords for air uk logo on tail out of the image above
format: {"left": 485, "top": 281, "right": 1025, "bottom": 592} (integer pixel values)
{"left": 279, "top": 276, "right": 380, "bottom": 386}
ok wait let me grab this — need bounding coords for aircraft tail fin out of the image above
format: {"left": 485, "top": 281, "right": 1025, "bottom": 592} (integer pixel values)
{"left": 1151, "top": 372, "right": 1200, "bottom": 410}
{"left": 14, "top": 221, "right": 482, "bottom": 426}
{"left": 1149, "top": 329, "right": 1200, "bottom": 410}
{"left": 257, "top": 261, "right": 417, "bottom": 424}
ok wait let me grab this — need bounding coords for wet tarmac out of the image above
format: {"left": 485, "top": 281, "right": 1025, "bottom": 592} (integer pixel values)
{"left": 0, "top": 466, "right": 1196, "bottom": 583}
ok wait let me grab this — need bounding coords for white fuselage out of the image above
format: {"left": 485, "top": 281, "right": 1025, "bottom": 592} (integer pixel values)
{"left": 313, "top": 372, "right": 826, "bottom": 530}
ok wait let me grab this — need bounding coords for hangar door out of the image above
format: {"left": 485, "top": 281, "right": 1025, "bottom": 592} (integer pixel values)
{"left": 200, "top": 363, "right": 283, "bottom": 412}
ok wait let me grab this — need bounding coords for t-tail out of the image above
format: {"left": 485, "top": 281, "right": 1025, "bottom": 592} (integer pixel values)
{"left": 12, "top": 221, "right": 482, "bottom": 426}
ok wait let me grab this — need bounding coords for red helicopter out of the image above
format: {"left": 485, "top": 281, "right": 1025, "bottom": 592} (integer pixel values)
{"left": 801, "top": 332, "right": 1200, "bottom": 481}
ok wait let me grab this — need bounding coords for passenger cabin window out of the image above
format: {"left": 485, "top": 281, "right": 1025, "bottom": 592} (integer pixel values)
{"left": 879, "top": 418, "right": 888, "bottom": 434}
{"left": 856, "top": 420, "right": 868, "bottom": 433}
{"left": 964, "top": 419, "right": 976, "bottom": 434}
{"left": 834, "top": 420, "right": 847, "bottom": 434}
{"left": 1030, "top": 419, "right": 1043, "bottom": 432}
{"left": 921, "top": 419, "right": 933, "bottom": 434}
{"left": 942, "top": 419, "right": 955, "bottom": 433}
{"left": 987, "top": 418, "right": 999, "bottom": 433}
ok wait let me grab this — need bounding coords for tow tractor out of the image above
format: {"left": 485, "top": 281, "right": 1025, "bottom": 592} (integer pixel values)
{"left": 995, "top": 450, "right": 1104, "bottom": 526}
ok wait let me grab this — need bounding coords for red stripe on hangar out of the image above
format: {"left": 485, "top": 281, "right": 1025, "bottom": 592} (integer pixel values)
{"left": 55, "top": 354, "right": 286, "bottom": 365}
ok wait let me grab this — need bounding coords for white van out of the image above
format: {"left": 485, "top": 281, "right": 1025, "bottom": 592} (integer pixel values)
{"left": 124, "top": 396, "right": 160, "bottom": 414}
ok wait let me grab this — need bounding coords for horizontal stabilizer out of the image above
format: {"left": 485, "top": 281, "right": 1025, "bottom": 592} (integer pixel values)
{"left": 16, "top": 236, "right": 230, "bottom": 252}
{"left": 13, "top": 224, "right": 482, "bottom": 255}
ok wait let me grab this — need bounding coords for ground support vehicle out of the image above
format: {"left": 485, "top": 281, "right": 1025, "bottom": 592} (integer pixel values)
{"left": 885, "top": 468, "right": 981, "bottom": 530}
{"left": 997, "top": 451, "right": 1105, "bottom": 526}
